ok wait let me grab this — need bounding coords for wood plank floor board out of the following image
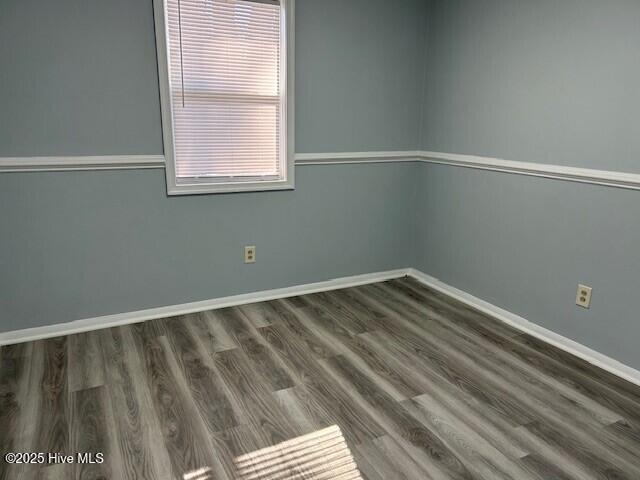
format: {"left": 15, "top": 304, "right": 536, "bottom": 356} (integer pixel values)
{"left": 261, "top": 321, "right": 387, "bottom": 443}
{"left": 274, "top": 381, "right": 386, "bottom": 450}
{"left": 0, "top": 357, "right": 25, "bottom": 480}
{"left": 213, "top": 307, "right": 257, "bottom": 345}
{"left": 327, "top": 289, "right": 390, "bottom": 329}
{"left": 395, "top": 277, "right": 640, "bottom": 414}
{"left": 130, "top": 318, "right": 166, "bottom": 340}
{"left": 297, "top": 300, "right": 412, "bottom": 402}
{"left": 348, "top": 445, "right": 387, "bottom": 480}
{"left": 238, "top": 334, "right": 298, "bottom": 392}
{"left": 380, "top": 282, "right": 632, "bottom": 429}
{"left": 519, "top": 453, "right": 583, "bottom": 480}
{"left": 258, "top": 311, "right": 395, "bottom": 445}
{"left": 163, "top": 316, "right": 240, "bottom": 433}
{"left": 521, "top": 420, "right": 640, "bottom": 480}
{"left": 357, "top": 302, "right": 637, "bottom": 471}
{"left": 517, "top": 334, "right": 640, "bottom": 403}
{"left": 385, "top": 294, "right": 625, "bottom": 430}
{"left": 402, "top": 396, "right": 531, "bottom": 480}
{"left": 375, "top": 290, "right": 622, "bottom": 430}
{"left": 0, "top": 342, "right": 32, "bottom": 360}
{"left": 295, "top": 294, "right": 372, "bottom": 342}
{"left": 353, "top": 435, "right": 436, "bottom": 480}
{"left": 361, "top": 332, "right": 528, "bottom": 458}
{"left": 472, "top": 329, "right": 640, "bottom": 436}
{"left": 287, "top": 305, "right": 356, "bottom": 358}
{"left": 604, "top": 420, "right": 640, "bottom": 450}
{"left": 210, "top": 424, "right": 266, "bottom": 480}
{"left": 365, "top": 435, "right": 437, "bottom": 480}
{"left": 302, "top": 293, "right": 427, "bottom": 400}
{"left": 515, "top": 335, "right": 640, "bottom": 415}
{"left": 68, "top": 332, "right": 105, "bottom": 393}
{"left": 32, "top": 337, "right": 69, "bottom": 456}
{"left": 300, "top": 292, "right": 373, "bottom": 336}
{"left": 34, "top": 464, "right": 69, "bottom": 480}
{"left": 271, "top": 299, "right": 344, "bottom": 359}
{"left": 211, "top": 347, "right": 302, "bottom": 446}
{"left": 131, "top": 331, "right": 226, "bottom": 480}
{"left": 360, "top": 326, "right": 604, "bottom": 479}
{"left": 321, "top": 354, "right": 476, "bottom": 480}
{"left": 358, "top": 331, "right": 534, "bottom": 460}
{"left": 189, "top": 311, "right": 238, "bottom": 354}
{"left": 70, "top": 385, "right": 123, "bottom": 480}
{"left": 257, "top": 323, "right": 327, "bottom": 385}
{"left": 358, "top": 284, "right": 624, "bottom": 440}
{"left": 346, "top": 290, "right": 540, "bottom": 426}
{"left": 227, "top": 302, "right": 326, "bottom": 392}
{"left": 396, "top": 277, "right": 527, "bottom": 337}
{"left": 237, "top": 301, "right": 281, "bottom": 328}
{"left": 461, "top": 327, "right": 640, "bottom": 450}
{"left": 272, "top": 386, "right": 332, "bottom": 434}
{"left": 340, "top": 333, "right": 424, "bottom": 400}
{"left": 257, "top": 326, "right": 387, "bottom": 446}
{"left": 368, "top": 282, "right": 524, "bottom": 354}
{"left": 303, "top": 376, "right": 387, "bottom": 448}
{"left": 98, "top": 326, "right": 175, "bottom": 480}
{"left": 6, "top": 337, "right": 69, "bottom": 480}
{"left": 8, "top": 340, "right": 46, "bottom": 480}
{"left": 390, "top": 278, "right": 522, "bottom": 339}
{"left": 529, "top": 415, "right": 640, "bottom": 478}
{"left": 3, "top": 278, "right": 640, "bottom": 479}
{"left": 396, "top": 278, "right": 640, "bottom": 411}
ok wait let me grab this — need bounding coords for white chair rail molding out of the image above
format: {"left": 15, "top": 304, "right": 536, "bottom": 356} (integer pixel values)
{"left": 4, "top": 150, "right": 639, "bottom": 191}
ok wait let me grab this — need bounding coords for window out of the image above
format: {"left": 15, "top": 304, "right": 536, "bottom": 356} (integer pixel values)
{"left": 154, "top": 0, "right": 294, "bottom": 195}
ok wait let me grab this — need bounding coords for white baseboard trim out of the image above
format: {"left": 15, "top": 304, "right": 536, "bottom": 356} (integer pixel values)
{"left": 2, "top": 265, "right": 639, "bottom": 388}
{"left": 407, "top": 268, "right": 640, "bottom": 388}
{"left": 0, "top": 269, "right": 409, "bottom": 346}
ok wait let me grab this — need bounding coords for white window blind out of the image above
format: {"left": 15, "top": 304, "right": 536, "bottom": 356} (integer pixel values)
{"left": 164, "top": 0, "right": 286, "bottom": 185}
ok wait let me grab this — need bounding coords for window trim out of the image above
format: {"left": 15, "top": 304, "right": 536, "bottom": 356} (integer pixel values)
{"left": 152, "top": 0, "right": 295, "bottom": 195}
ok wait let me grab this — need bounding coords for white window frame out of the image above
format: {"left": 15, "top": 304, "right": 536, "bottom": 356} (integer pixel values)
{"left": 152, "top": 0, "right": 295, "bottom": 195}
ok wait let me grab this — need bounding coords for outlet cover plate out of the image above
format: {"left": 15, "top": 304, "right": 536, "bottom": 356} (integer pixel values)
{"left": 244, "top": 245, "right": 256, "bottom": 264}
{"left": 576, "top": 284, "right": 592, "bottom": 309}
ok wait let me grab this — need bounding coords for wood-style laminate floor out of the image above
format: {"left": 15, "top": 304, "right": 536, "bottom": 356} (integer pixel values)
{"left": 2, "top": 277, "right": 640, "bottom": 479}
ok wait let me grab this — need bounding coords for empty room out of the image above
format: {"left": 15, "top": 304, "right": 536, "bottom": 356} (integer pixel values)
{"left": 1, "top": 0, "right": 640, "bottom": 478}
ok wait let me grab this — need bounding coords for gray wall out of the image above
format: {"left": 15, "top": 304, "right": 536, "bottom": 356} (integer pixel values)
{"left": 1, "top": 164, "right": 417, "bottom": 331}
{"left": 296, "top": 0, "right": 427, "bottom": 152}
{"left": 0, "top": 0, "right": 163, "bottom": 156}
{"left": 417, "top": 0, "right": 640, "bottom": 369}
{"left": 0, "top": 0, "right": 427, "bottom": 157}
{"left": 0, "top": 0, "right": 426, "bottom": 330}
{"left": 421, "top": 0, "right": 640, "bottom": 172}
{"left": 414, "top": 165, "right": 640, "bottom": 370}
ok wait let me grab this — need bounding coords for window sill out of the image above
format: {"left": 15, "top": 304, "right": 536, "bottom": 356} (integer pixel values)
{"left": 167, "top": 178, "right": 295, "bottom": 196}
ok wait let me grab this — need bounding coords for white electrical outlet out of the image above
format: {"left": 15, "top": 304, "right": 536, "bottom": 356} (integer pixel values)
{"left": 575, "top": 284, "right": 592, "bottom": 309}
{"left": 244, "top": 245, "right": 256, "bottom": 264}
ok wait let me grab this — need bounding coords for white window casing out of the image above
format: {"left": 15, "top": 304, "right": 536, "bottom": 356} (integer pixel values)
{"left": 153, "top": 0, "right": 295, "bottom": 195}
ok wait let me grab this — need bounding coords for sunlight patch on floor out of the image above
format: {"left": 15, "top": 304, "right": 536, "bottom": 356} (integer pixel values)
{"left": 183, "top": 466, "right": 213, "bottom": 480}
{"left": 233, "top": 425, "right": 363, "bottom": 480}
